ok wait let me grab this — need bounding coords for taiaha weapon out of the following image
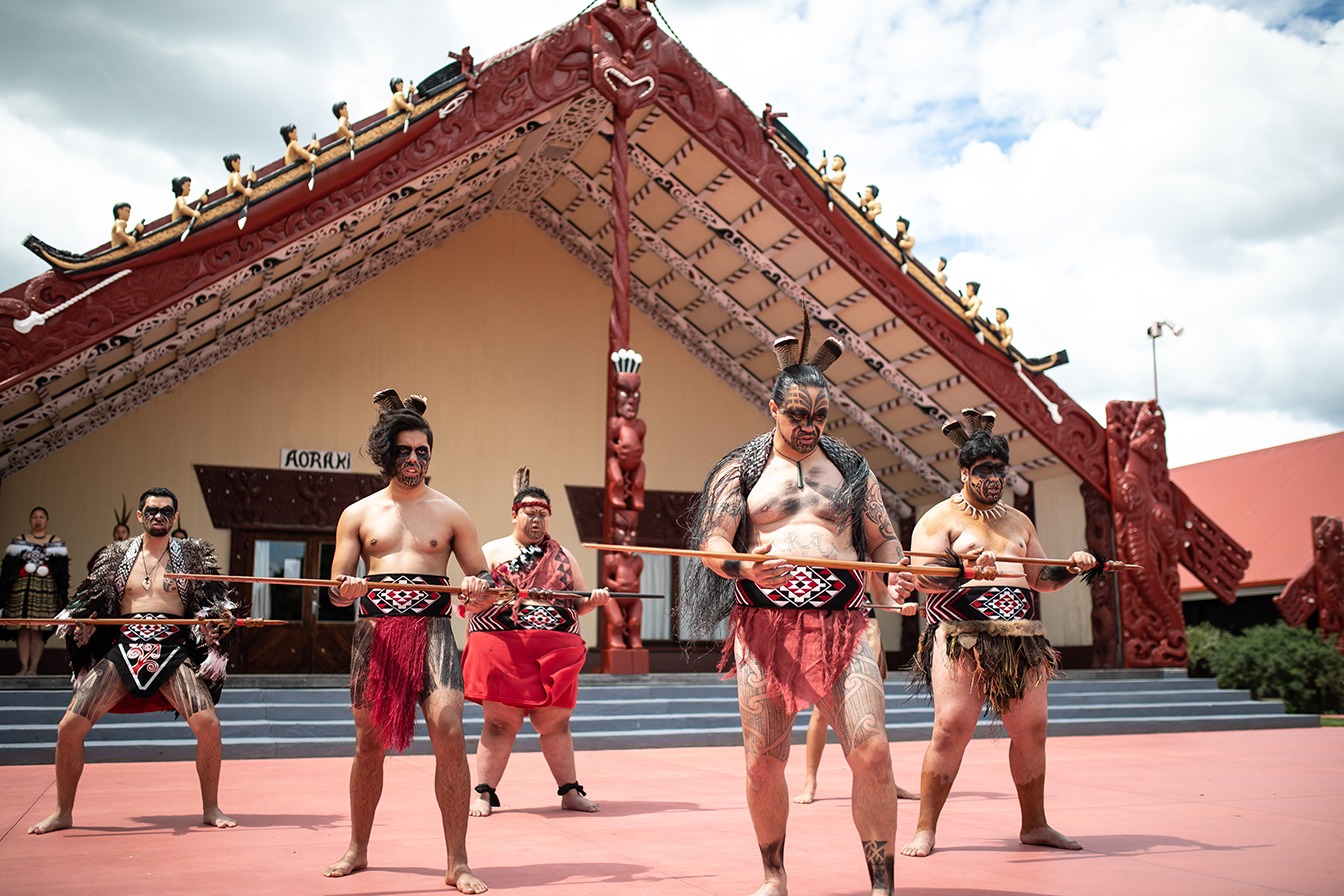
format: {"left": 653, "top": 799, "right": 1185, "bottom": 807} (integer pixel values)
{"left": 308, "top": 133, "right": 318, "bottom": 189}
{"left": 348, "top": 132, "right": 356, "bottom": 161}
{"left": 582, "top": 543, "right": 985, "bottom": 579}
{"left": 178, "top": 196, "right": 205, "bottom": 242}
{"left": 402, "top": 81, "right": 415, "bottom": 133}
{"left": 903, "top": 549, "right": 1142, "bottom": 572}
{"left": 163, "top": 572, "right": 663, "bottom": 600}
{"left": 237, "top": 165, "right": 256, "bottom": 230}
{"left": 5, "top": 616, "right": 284, "bottom": 628}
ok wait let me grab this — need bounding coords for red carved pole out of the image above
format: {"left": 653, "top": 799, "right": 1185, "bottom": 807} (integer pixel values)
{"left": 599, "top": 109, "right": 649, "bottom": 672}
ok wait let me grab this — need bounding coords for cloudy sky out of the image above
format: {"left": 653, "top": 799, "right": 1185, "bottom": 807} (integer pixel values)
{"left": 1, "top": 0, "right": 1340, "bottom": 467}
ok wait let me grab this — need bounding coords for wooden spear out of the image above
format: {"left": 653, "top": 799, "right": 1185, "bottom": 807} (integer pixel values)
{"left": 581, "top": 543, "right": 987, "bottom": 579}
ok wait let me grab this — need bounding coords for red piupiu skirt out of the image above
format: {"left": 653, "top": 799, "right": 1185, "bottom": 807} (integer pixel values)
{"left": 462, "top": 629, "right": 587, "bottom": 710}
{"left": 722, "top": 606, "right": 869, "bottom": 715}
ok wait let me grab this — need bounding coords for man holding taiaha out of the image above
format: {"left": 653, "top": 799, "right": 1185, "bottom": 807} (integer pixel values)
{"left": 322, "top": 389, "right": 489, "bottom": 894}
{"left": 900, "top": 409, "right": 1095, "bottom": 859}
{"left": 684, "top": 322, "right": 917, "bottom": 896}
{"left": 464, "top": 469, "right": 608, "bottom": 817}
{"left": 27, "top": 487, "right": 236, "bottom": 834}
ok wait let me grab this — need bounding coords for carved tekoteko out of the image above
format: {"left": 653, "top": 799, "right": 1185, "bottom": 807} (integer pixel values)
{"left": 1106, "top": 400, "right": 1186, "bottom": 667}
{"left": 1275, "top": 515, "right": 1344, "bottom": 650}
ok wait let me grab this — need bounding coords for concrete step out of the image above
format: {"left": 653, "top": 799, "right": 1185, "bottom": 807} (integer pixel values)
{"left": 0, "top": 672, "right": 1319, "bottom": 765}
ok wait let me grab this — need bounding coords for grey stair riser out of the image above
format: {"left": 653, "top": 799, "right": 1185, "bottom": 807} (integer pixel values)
{"left": 0, "top": 674, "right": 1319, "bottom": 766}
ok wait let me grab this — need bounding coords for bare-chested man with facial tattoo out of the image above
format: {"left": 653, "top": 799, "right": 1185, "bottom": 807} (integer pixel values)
{"left": 322, "top": 389, "right": 489, "bottom": 893}
{"left": 900, "top": 409, "right": 1094, "bottom": 859}
{"left": 685, "top": 325, "right": 917, "bottom": 896}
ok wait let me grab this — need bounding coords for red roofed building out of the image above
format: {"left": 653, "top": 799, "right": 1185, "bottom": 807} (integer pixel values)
{"left": 1172, "top": 431, "right": 1344, "bottom": 629}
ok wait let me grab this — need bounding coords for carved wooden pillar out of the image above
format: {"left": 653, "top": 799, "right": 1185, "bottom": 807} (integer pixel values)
{"left": 592, "top": 0, "right": 658, "bottom": 673}
{"left": 1105, "top": 400, "right": 1187, "bottom": 667}
{"left": 1080, "top": 480, "right": 1119, "bottom": 668}
{"left": 1275, "top": 515, "right": 1344, "bottom": 649}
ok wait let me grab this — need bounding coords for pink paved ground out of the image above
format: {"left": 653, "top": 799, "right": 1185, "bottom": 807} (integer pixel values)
{"left": 2, "top": 728, "right": 1339, "bottom": 895}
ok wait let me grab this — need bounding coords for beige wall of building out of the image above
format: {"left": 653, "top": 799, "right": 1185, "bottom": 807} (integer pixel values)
{"left": 0, "top": 212, "right": 766, "bottom": 645}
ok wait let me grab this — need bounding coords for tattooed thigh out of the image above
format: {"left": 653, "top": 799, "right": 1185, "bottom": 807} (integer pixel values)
{"left": 423, "top": 618, "right": 464, "bottom": 696}
{"left": 735, "top": 645, "right": 794, "bottom": 762}
{"left": 68, "top": 660, "right": 129, "bottom": 721}
{"left": 161, "top": 665, "right": 215, "bottom": 720}
{"left": 817, "top": 638, "right": 886, "bottom": 755}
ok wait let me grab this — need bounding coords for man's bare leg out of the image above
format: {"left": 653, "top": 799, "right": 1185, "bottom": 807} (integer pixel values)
{"left": 424, "top": 687, "right": 487, "bottom": 893}
{"left": 531, "top": 705, "right": 599, "bottom": 812}
{"left": 736, "top": 645, "right": 794, "bottom": 896}
{"left": 792, "top": 708, "right": 827, "bottom": 804}
{"left": 819, "top": 638, "right": 897, "bottom": 895}
{"left": 1001, "top": 673, "right": 1080, "bottom": 851}
{"left": 323, "top": 708, "right": 385, "bottom": 877}
{"left": 471, "top": 702, "right": 524, "bottom": 817}
{"left": 901, "top": 634, "right": 983, "bottom": 858}
{"left": 28, "top": 662, "right": 125, "bottom": 834}
{"left": 163, "top": 666, "right": 235, "bottom": 828}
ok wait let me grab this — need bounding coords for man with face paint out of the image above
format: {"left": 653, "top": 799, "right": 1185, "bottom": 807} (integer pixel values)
{"left": 685, "top": 322, "right": 917, "bottom": 896}
{"left": 28, "top": 487, "right": 236, "bottom": 834}
{"left": 463, "top": 470, "right": 609, "bottom": 818}
{"left": 322, "top": 390, "right": 489, "bottom": 894}
{"left": 899, "top": 409, "right": 1096, "bottom": 859}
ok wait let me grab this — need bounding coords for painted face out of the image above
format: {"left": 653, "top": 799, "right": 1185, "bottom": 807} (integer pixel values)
{"left": 772, "top": 384, "right": 828, "bottom": 455}
{"left": 964, "top": 459, "right": 1007, "bottom": 506}
{"left": 139, "top": 498, "right": 178, "bottom": 537}
{"left": 392, "top": 430, "right": 431, "bottom": 488}
{"left": 512, "top": 502, "right": 551, "bottom": 544}
{"left": 113, "top": 524, "right": 130, "bottom": 541}
{"left": 29, "top": 509, "right": 48, "bottom": 532}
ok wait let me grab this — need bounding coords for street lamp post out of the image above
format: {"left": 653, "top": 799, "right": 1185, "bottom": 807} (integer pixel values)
{"left": 1146, "top": 320, "right": 1183, "bottom": 402}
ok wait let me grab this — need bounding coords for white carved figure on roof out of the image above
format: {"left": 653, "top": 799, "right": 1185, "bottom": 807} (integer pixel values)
{"left": 959, "top": 281, "right": 982, "bottom": 321}
{"left": 988, "top": 306, "right": 1014, "bottom": 348}
{"left": 170, "top": 177, "right": 207, "bottom": 222}
{"left": 110, "top": 203, "right": 143, "bottom": 249}
{"left": 333, "top": 101, "right": 354, "bottom": 142}
{"left": 818, "top": 152, "right": 847, "bottom": 190}
{"left": 280, "top": 124, "right": 320, "bottom": 165}
{"left": 859, "top": 184, "right": 882, "bottom": 222}
{"left": 936, "top": 256, "right": 948, "bottom": 287}
{"left": 223, "top": 154, "right": 255, "bottom": 200}
{"left": 894, "top": 216, "right": 915, "bottom": 265}
{"left": 387, "top": 77, "right": 414, "bottom": 117}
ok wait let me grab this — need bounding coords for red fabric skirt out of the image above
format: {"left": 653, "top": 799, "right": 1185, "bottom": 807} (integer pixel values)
{"left": 462, "top": 629, "right": 587, "bottom": 710}
{"left": 722, "top": 606, "right": 868, "bottom": 715}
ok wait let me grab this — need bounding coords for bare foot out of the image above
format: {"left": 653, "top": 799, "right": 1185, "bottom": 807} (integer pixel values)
{"left": 27, "top": 811, "right": 72, "bottom": 835}
{"left": 204, "top": 808, "right": 237, "bottom": 828}
{"left": 896, "top": 784, "right": 919, "bottom": 800}
{"left": 323, "top": 847, "right": 368, "bottom": 878}
{"left": 747, "top": 875, "right": 787, "bottom": 896}
{"left": 792, "top": 783, "right": 816, "bottom": 805}
{"left": 469, "top": 794, "right": 494, "bottom": 817}
{"left": 1021, "top": 825, "right": 1081, "bottom": 850}
{"left": 560, "top": 789, "right": 600, "bottom": 812}
{"left": 449, "top": 865, "right": 488, "bottom": 893}
{"left": 900, "top": 829, "right": 935, "bottom": 857}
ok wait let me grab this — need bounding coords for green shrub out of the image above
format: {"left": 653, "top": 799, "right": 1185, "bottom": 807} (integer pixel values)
{"left": 1210, "top": 622, "right": 1344, "bottom": 714}
{"left": 1185, "top": 622, "right": 1230, "bottom": 678}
